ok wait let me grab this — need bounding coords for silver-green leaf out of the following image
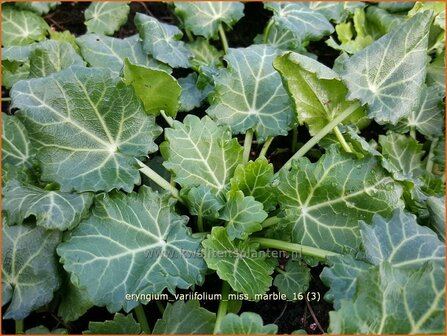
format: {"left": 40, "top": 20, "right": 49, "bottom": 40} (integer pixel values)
{"left": 84, "top": 2, "right": 130, "bottom": 35}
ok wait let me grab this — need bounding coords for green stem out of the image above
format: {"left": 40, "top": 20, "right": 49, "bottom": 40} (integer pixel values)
{"left": 263, "top": 19, "right": 274, "bottom": 43}
{"left": 160, "top": 110, "right": 174, "bottom": 127}
{"left": 134, "top": 304, "right": 151, "bottom": 334}
{"left": 136, "top": 159, "right": 182, "bottom": 202}
{"left": 218, "top": 23, "right": 229, "bottom": 53}
{"left": 185, "top": 29, "right": 194, "bottom": 42}
{"left": 261, "top": 216, "right": 280, "bottom": 229}
{"left": 250, "top": 237, "right": 339, "bottom": 261}
{"left": 292, "top": 128, "right": 298, "bottom": 153}
{"left": 15, "top": 320, "right": 24, "bottom": 334}
{"left": 333, "top": 126, "right": 352, "bottom": 153}
{"left": 243, "top": 129, "right": 254, "bottom": 163}
{"left": 156, "top": 300, "right": 165, "bottom": 315}
{"left": 2, "top": 97, "right": 11, "bottom": 102}
{"left": 214, "top": 281, "right": 230, "bottom": 334}
{"left": 410, "top": 127, "right": 416, "bottom": 140}
{"left": 259, "top": 137, "right": 274, "bottom": 158}
{"left": 275, "top": 266, "right": 286, "bottom": 275}
{"left": 197, "top": 214, "right": 204, "bottom": 232}
{"left": 281, "top": 102, "right": 361, "bottom": 172}
{"left": 426, "top": 138, "right": 438, "bottom": 173}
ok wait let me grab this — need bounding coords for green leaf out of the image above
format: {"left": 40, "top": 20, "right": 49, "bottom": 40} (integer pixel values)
{"left": 379, "top": 133, "right": 425, "bottom": 179}
{"left": 217, "top": 312, "right": 278, "bottom": 334}
{"left": 84, "top": 2, "right": 129, "bottom": 35}
{"left": 28, "top": 41, "right": 84, "bottom": 78}
{"left": 207, "top": 45, "right": 294, "bottom": 142}
{"left": 135, "top": 13, "right": 191, "bottom": 68}
{"left": 181, "top": 185, "right": 225, "bottom": 220}
{"left": 153, "top": 300, "right": 216, "bottom": 334}
{"left": 274, "top": 261, "right": 310, "bottom": 300}
{"left": 264, "top": 2, "right": 334, "bottom": 43}
{"left": 365, "top": 6, "right": 405, "bottom": 37}
{"left": 178, "top": 73, "right": 205, "bottom": 112}
{"left": 122, "top": 59, "right": 181, "bottom": 117}
{"left": 230, "top": 157, "right": 277, "bottom": 212}
{"left": 378, "top": 2, "right": 415, "bottom": 13}
{"left": 320, "top": 255, "right": 370, "bottom": 309}
{"left": 426, "top": 196, "right": 446, "bottom": 241}
{"left": 254, "top": 24, "right": 303, "bottom": 52}
{"left": 2, "top": 44, "right": 38, "bottom": 89}
{"left": 15, "top": 2, "right": 60, "bottom": 15}
{"left": 202, "top": 227, "right": 274, "bottom": 298}
{"left": 3, "top": 180, "right": 94, "bottom": 231}
{"left": 11, "top": 66, "right": 162, "bottom": 193}
{"left": 2, "top": 6, "right": 49, "bottom": 47}
{"left": 83, "top": 313, "right": 141, "bottom": 334}
{"left": 329, "top": 261, "right": 446, "bottom": 334}
{"left": 275, "top": 146, "right": 404, "bottom": 254}
{"left": 427, "top": 51, "right": 445, "bottom": 91}
{"left": 395, "top": 84, "right": 445, "bottom": 138}
{"left": 273, "top": 51, "right": 366, "bottom": 136}
{"left": 2, "top": 114, "right": 34, "bottom": 166}
{"left": 162, "top": 115, "right": 243, "bottom": 195}
{"left": 76, "top": 34, "right": 169, "bottom": 74}
{"left": 57, "top": 186, "right": 206, "bottom": 313}
{"left": 187, "top": 38, "right": 223, "bottom": 69}
{"left": 221, "top": 190, "right": 267, "bottom": 240}
{"left": 49, "top": 30, "right": 80, "bottom": 53}
{"left": 2, "top": 222, "right": 61, "bottom": 319}
{"left": 25, "top": 326, "right": 67, "bottom": 334}
{"left": 339, "top": 12, "right": 431, "bottom": 125}
{"left": 360, "top": 209, "right": 445, "bottom": 268}
{"left": 174, "top": 2, "right": 244, "bottom": 39}
{"left": 308, "top": 2, "right": 345, "bottom": 22}
{"left": 58, "top": 281, "right": 93, "bottom": 323}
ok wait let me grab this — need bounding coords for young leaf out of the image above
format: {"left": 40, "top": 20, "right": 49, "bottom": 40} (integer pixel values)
{"left": 135, "top": 13, "right": 191, "bottom": 68}
{"left": 216, "top": 312, "right": 278, "bottom": 334}
{"left": 2, "top": 222, "right": 61, "bottom": 319}
{"left": 275, "top": 146, "right": 404, "bottom": 254}
{"left": 264, "top": 2, "right": 334, "bottom": 43}
{"left": 28, "top": 40, "right": 84, "bottom": 78}
{"left": 186, "top": 38, "right": 224, "bottom": 69}
{"left": 207, "top": 45, "right": 294, "bottom": 142}
{"left": 84, "top": 2, "right": 130, "bottom": 35}
{"left": 11, "top": 66, "right": 162, "bottom": 193}
{"left": 365, "top": 6, "right": 405, "bottom": 37}
{"left": 320, "top": 255, "right": 370, "bottom": 309}
{"left": 202, "top": 227, "right": 274, "bottom": 298}
{"left": 3, "top": 180, "right": 94, "bottom": 231}
{"left": 15, "top": 2, "right": 60, "bottom": 15}
{"left": 360, "top": 209, "right": 445, "bottom": 268}
{"left": 57, "top": 186, "right": 206, "bottom": 313}
{"left": 329, "top": 261, "right": 445, "bottom": 334}
{"left": 49, "top": 30, "right": 80, "bottom": 53}
{"left": 2, "top": 114, "right": 34, "bottom": 166}
{"left": 77, "top": 34, "right": 169, "bottom": 74}
{"left": 254, "top": 25, "right": 303, "bottom": 52}
{"left": 83, "top": 313, "right": 141, "bottom": 334}
{"left": 174, "top": 2, "right": 244, "bottom": 39}
{"left": 395, "top": 84, "right": 445, "bottom": 138}
{"left": 379, "top": 133, "right": 425, "bottom": 179}
{"left": 221, "top": 190, "right": 267, "bottom": 240}
{"left": 178, "top": 73, "right": 205, "bottom": 112}
{"left": 274, "top": 261, "right": 310, "bottom": 300}
{"left": 153, "top": 300, "right": 216, "bottom": 334}
{"left": 122, "top": 59, "right": 181, "bottom": 117}
{"left": 2, "top": 6, "right": 49, "bottom": 47}
{"left": 230, "top": 157, "right": 277, "bottom": 212}
{"left": 339, "top": 12, "right": 431, "bottom": 124}
{"left": 426, "top": 196, "right": 446, "bottom": 241}
{"left": 58, "top": 281, "right": 93, "bottom": 323}
{"left": 161, "top": 115, "right": 243, "bottom": 195}
{"left": 274, "top": 51, "right": 366, "bottom": 136}
{"left": 181, "top": 185, "right": 225, "bottom": 220}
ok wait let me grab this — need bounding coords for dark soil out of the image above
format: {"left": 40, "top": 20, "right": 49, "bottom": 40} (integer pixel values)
{"left": 2, "top": 2, "right": 362, "bottom": 334}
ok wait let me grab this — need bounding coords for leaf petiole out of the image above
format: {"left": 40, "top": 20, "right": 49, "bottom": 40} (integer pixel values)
{"left": 134, "top": 304, "right": 151, "bottom": 334}
{"left": 243, "top": 129, "right": 254, "bottom": 163}
{"left": 213, "top": 281, "right": 230, "bottom": 334}
{"left": 281, "top": 102, "right": 361, "bottom": 171}
{"left": 250, "top": 237, "right": 339, "bottom": 261}
{"left": 425, "top": 138, "right": 438, "bottom": 173}
{"left": 15, "top": 320, "right": 24, "bottom": 334}
{"left": 261, "top": 216, "right": 280, "bottom": 229}
{"left": 136, "top": 159, "right": 182, "bottom": 202}
{"left": 259, "top": 136, "right": 274, "bottom": 158}
{"left": 333, "top": 126, "right": 352, "bottom": 153}
{"left": 263, "top": 19, "right": 274, "bottom": 43}
{"left": 218, "top": 23, "right": 229, "bottom": 53}
{"left": 160, "top": 110, "right": 174, "bottom": 127}
{"left": 197, "top": 214, "right": 204, "bottom": 232}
